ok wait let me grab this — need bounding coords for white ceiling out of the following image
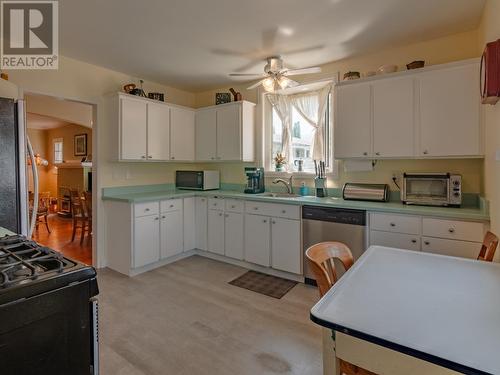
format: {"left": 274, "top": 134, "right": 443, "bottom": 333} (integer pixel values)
{"left": 59, "top": 0, "right": 485, "bottom": 92}
{"left": 27, "top": 112, "right": 71, "bottom": 130}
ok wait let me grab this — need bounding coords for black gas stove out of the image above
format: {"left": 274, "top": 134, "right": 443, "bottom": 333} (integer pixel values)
{"left": 0, "top": 234, "right": 99, "bottom": 375}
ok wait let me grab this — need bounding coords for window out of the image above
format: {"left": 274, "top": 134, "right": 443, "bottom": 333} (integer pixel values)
{"left": 53, "top": 138, "right": 63, "bottom": 164}
{"left": 268, "top": 92, "right": 332, "bottom": 174}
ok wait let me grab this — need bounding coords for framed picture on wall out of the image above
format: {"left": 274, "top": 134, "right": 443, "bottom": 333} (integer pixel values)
{"left": 74, "top": 134, "right": 87, "bottom": 156}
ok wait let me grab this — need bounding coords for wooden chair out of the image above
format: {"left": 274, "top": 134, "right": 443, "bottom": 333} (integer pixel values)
{"left": 29, "top": 191, "right": 51, "bottom": 233}
{"left": 477, "top": 231, "right": 499, "bottom": 262}
{"left": 70, "top": 189, "right": 90, "bottom": 244}
{"left": 306, "top": 242, "right": 377, "bottom": 375}
{"left": 81, "top": 191, "right": 93, "bottom": 243}
{"left": 305, "top": 241, "right": 354, "bottom": 297}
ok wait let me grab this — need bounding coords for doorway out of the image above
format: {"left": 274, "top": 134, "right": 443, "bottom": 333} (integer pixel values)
{"left": 25, "top": 93, "right": 94, "bottom": 265}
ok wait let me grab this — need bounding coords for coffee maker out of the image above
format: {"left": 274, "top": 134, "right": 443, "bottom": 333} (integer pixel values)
{"left": 244, "top": 167, "right": 265, "bottom": 194}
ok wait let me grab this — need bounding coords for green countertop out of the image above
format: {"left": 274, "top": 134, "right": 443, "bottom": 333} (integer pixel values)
{"left": 102, "top": 188, "right": 489, "bottom": 221}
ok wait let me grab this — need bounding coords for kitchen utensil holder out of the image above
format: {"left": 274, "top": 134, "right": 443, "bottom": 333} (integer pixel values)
{"left": 315, "top": 177, "right": 327, "bottom": 198}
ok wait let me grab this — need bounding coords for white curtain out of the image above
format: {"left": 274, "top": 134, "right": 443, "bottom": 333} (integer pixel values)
{"left": 267, "top": 93, "right": 292, "bottom": 167}
{"left": 290, "top": 85, "right": 331, "bottom": 161}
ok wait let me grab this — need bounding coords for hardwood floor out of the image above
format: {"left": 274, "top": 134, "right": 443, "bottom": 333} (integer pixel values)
{"left": 98, "top": 256, "right": 323, "bottom": 375}
{"left": 32, "top": 214, "right": 92, "bottom": 265}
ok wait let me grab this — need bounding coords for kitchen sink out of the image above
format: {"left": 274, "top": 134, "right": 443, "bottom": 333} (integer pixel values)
{"left": 257, "top": 192, "right": 301, "bottom": 198}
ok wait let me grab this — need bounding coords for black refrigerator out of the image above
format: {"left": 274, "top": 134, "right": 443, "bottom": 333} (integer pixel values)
{"left": 0, "top": 95, "right": 28, "bottom": 235}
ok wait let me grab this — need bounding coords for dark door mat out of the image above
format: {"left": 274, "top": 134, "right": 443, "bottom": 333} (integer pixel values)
{"left": 229, "top": 270, "right": 298, "bottom": 299}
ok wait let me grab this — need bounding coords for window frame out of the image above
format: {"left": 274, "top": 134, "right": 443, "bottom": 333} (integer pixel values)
{"left": 263, "top": 81, "right": 337, "bottom": 178}
{"left": 53, "top": 138, "right": 63, "bottom": 164}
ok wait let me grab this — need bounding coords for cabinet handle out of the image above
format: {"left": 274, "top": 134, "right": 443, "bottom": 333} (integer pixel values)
{"left": 281, "top": 210, "right": 286, "bottom": 214}
{"left": 375, "top": 152, "right": 380, "bottom": 156}
{"left": 225, "top": 214, "right": 229, "bottom": 217}
{"left": 201, "top": 198, "right": 205, "bottom": 202}
{"left": 448, "top": 228, "right": 455, "bottom": 233}
{"left": 263, "top": 219, "right": 267, "bottom": 223}
{"left": 169, "top": 204, "right": 174, "bottom": 208}
{"left": 141, "top": 155, "right": 146, "bottom": 159}
{"left": 154, "top": 217, "right": 159, "bottom": 221}
{"left": 424, "top": 241, "right": 430, "bottom": 245}
{"left": 423, "top": 150, "right": 429, "bottom": 155}
{"left": 271, "top": 220, "right": 276, "bottom": 224}
{"left": 211, "top": 157, "right": 215, "bottom": 160}
{"left": 148, "top": 155, "right": 153, "bottom": 159}
{"left": 231, "top": 205, "right": 235, "bottom": 208}
{"left": 253, "top": 207, "right": 258, "bottom": 210}
{"left": 411, "top": 239, "right": 417, "bottom": 243}
{"left": 171, "top": 156, "right": 175, "bottom": 160}
{"left": 219, "top": 212, "right": 223, "bottom": 216}
{"left": 363, "top": 152, "right": 368, "bottom": 156}
{"left": 162, "top": 215, "right": 166, "bottom": 219}
{"left": 145, "top": 208, "right": 150, "bottom": 212}
{"left": 390, "top": 223, "right": 396, "bottom": 227}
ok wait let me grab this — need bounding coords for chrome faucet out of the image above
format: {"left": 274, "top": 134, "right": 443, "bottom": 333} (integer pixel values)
{"left": 273, "top": 176, "right": 293, "bottom": 194}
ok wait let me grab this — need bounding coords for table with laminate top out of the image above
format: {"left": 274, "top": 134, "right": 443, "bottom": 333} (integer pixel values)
{"left": 311, "top": 246, "right": 500, "bottom": 375}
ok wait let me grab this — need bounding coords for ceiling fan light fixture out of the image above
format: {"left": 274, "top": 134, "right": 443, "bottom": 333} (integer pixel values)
{"left": 277, "top": 76, "right": 299, "bottom": 89}
{"left": 262, "top": 77, "right": 276, "bottom": 92}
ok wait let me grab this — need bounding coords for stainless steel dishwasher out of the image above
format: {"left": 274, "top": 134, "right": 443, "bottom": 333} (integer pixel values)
{"left": 302, "top": 205, "right": 367, "bottom": 284}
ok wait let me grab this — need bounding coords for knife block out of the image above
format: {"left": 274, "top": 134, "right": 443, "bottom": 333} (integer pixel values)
{"left": 315, "top": 177, "right": 327, "bottom": 198}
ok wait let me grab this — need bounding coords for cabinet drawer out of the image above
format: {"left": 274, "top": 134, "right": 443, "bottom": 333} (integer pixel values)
{"left": 134, "top": 201, "right": 159, "bottom": 217}
{"left": 421, "top": 237, "right": 480, "bottom": 259}
{"left": 245, "top": 201, "right": 300, "bottom": 220}
{"left": 208, "top": 197, "right": 224, "bottom": 210}
{"left": 422, "top": 218, "right": 484, "bottom": 242}
{"left": 370, "top": 230, "right": 420, "bottom": 251}
{"left": 370, "top": 213, "right": 420, "bottom": 235}
{"left": 160, "top": 198, "right": 182, "bottom": 213}
{"left": 225, "top": 199, "right": 243, "bottom": 213}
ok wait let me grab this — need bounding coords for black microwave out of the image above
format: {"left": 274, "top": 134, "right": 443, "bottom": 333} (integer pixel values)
{"left": 175, "top": 170, "right": 220, "bottom": 190}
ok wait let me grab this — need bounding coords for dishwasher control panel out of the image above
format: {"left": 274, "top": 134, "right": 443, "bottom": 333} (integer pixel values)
{"left": 302, "top": 206, "right": 366, "bottom": 226}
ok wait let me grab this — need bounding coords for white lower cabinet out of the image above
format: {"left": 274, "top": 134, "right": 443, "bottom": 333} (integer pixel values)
{"left": 160, "top": 210, "right": 183, "bottom": 259}
{"left": 183, "top": 197, "right": 195, "bottom": 251}
{"left": 224, "top": 212, "right": 244, "bottom": 260}
{"left": 369, "top": 212, "right": 487, "bottom": 259}
{"left": 370, "top": 230, "right": 420, "bottom": 252}
{"left": 208, "top": 209, "right": 225, "bottom": 255}
{"left": 421, "top": 237, "right": 480, "bottom": 259}
{"left": 134, "top": 214, "right": 160, "bottom": 268}
{"left": 244, "top": 214, "right": 271, "bottom": 267}
{"left": 195, "top": 197, "right": 208, "bottom": 250}
{"left": 271, "top": 217, "right": 302, "bottom": 274}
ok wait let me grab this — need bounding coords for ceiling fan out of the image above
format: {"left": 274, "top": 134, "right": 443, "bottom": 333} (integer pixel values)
{"left": 229, "top": 56, "right": 322, "bottom": 92}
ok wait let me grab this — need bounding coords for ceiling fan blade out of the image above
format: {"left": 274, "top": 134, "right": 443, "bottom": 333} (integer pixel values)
{"left": 229, "top": 73, "right": 265, "bottom": 77}
{"left": 284, "top": 66, "right": 322, "bottom": 76}
{"left": 247, "top": 78, "right": 267, "bottom": 90}
{"left": 282, "top": 44, "right": 325, "bottom": 56}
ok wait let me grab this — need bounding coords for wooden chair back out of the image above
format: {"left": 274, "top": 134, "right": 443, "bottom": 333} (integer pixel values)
{"left": 69, "top": 189, "right": 84, "bottom": 217}
{"left": 82, "top": 191, "right": 92, "bottom": 218}
{"left": 305, "top": 241, "right": 354, "bottom": 297}
{"left": 477, "top": 231, "right": 499, "bottom": 262}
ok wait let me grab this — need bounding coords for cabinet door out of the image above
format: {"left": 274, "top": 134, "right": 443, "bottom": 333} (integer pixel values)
{"left": 421, "top": 237, "right": 480, "bottom": 259}
{"left": 170, "top": 106, "right": 195, "bottom": 161}
{"left": 244, "top": 214, "right": 271, "bottom": 267}
{"left": 160, "top": 210, "right": 184, "bottom": 259}
{"left": 370, "top": 230, "right": 420, "bottom": 251}
{"left": 195, "top": 109, "right": 217, "bottom": 161}
{"left": 195, "top": 197, "right": 208, "bottom": 250}
{"left": 224, "top": 212, "right": 244, "bottom": 260}
{"left": 334, "top": 83, "right": 371, "bottom": 158}
{"left": 216, "top": 104, "right": 241, "bottom": 160}
{"left": 147, "top": 102, "right": 170, "bottom": 161}
{"left": 373, "top": 77, "right": 415, "bottom": 157}
{"left": 134, "top": 215, "right": 160, "bottom": 267}
{"left": 419, "top": 63, "right": 481, "bottom": 157}
{"left": 183, "top": 197, "right": 195, "bottom": 251}
{"left": 271, "top": 218, "right": 301, "bottom": 274}
{"left": 120, "top": 97, "right": 147, "bottom": 160}
{"left": 208, "top": 209, "right": 225, "bottom": 255}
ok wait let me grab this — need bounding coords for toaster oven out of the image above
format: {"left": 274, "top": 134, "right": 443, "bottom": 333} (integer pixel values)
{"left": 402, "top": 173, "right": 462, "bottom": 207}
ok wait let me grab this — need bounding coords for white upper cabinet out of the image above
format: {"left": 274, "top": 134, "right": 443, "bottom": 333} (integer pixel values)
{"left": 111, "top": 93, "right": 195, "bottom": 162}
{"left": 373, "top": 77, "right": 415, "bottom": 158}
{"left": 147, "top": 101, "right": 170, "bottom": 161}
{"left": 170, "top": 106, "right": 195, "bottom": 161}
{"left": 418, "top": 63, "right": 481, "bottom": 157}
{"left": 195, "top": 101, "right": 255, "bottom": 162}
{"left": 195, "top": 108, "right": 217, "bottom": 161}
{"left": 120, "top": 96, "right": 147, "bottom": 160}
{"left": 216, "top": 104, "right": 241, "bottom": 160}
{"left": 334, "top": 59, "right": 483, "bottom": 160}
{"left": 335, "top": 83, "right": 371, "bottom": 158}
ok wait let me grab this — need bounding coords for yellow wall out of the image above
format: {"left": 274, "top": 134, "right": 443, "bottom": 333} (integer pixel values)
{"left": 195, "top": 29, "right": 484, "bottom": 192}
{"left": 46, "top": 124, "right": 93, "bottom": 163}
{"left": 26, "top": 128, "right": 53, "bottom": 196}
{"left": 478, "top": 0, "right": 500, "bottom": 258}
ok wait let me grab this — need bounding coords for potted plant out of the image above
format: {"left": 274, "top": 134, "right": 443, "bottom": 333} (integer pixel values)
{"left": 274, "top": 152, "right": 286, "bottom": 172}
